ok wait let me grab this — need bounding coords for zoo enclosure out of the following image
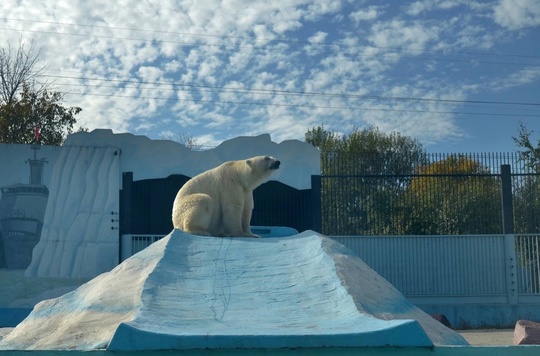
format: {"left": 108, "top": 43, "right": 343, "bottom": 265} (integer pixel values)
{"left": 119, "top": 152, "right": 540, "bottom": 300}
{"left": 317, "top": 151, "right": 540, "bottom": 302}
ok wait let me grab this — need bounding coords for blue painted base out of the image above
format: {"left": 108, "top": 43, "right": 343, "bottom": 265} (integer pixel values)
{"left": 0, "top": 308, "right": 32, "bottom": 328}
{"left": 109, "top": 320, "right": 431, "bottom": 350}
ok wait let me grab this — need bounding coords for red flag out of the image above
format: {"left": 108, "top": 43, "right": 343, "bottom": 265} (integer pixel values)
{"left": 34, "top": 126, "right": 40, "bottom": 142}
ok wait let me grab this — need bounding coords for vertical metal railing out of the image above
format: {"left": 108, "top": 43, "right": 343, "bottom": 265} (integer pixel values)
{"left": 120, "top": 233, "right": 540, "bottom": 298}
{"left": 515, "top": 234, "right": 540, "bottom": 295}
{"left": 318, "top": 152, "right": 540, "bottom": 237}
{"left": 120, "top": 234, "right": 163, "bottom": 261}
{"left": 332, "top": 235, "right": 508, "bottom": 297}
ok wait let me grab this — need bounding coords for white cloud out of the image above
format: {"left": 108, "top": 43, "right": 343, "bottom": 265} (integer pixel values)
{"left": 368, "top": 20, "right": 439, "bottom": 52}
{"left": 308, "top": 31, "right": 327, "bottom": 44}
{"left": 350, "top": 6, "right": 380, "bottom": 23}
{"left": 490, "top": 66, "right": 540, "bottom": 90}
{"left": 0, "top": 0, "right": 538, "bottom": 153}
{"left": 406, "top": 0, "right": 468, "bottom": 16}
{"left": 493, "top": 0, "right": 540, "bottom": 30}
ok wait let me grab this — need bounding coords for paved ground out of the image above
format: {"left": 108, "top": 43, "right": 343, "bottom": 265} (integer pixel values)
{"left": 458, "top": 329, "right": 514, "bottom": 346}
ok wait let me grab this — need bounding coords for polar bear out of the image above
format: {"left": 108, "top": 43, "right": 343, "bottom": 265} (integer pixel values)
{"left": 172, "top": 155, "right": 280, "bottom": 237}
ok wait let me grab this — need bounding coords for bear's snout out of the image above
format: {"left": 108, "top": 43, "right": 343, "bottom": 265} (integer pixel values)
{"left": 270, "top": 160, "right": 281, "bottom": 170}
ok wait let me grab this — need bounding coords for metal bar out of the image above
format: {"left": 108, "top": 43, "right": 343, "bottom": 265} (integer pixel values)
{"left": 500, "top": 165, "right": 515, "bottom": 235}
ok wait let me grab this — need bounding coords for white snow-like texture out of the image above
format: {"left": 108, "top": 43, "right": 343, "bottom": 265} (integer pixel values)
{"left": 64, "top": 129, "right": 320, "bottom": 189}
{"left": 25, "top": 129, "right": 320, "bottom": 279}
{"left": 25, "top": 145, "right": 121, "bottom": 278}
{"left": 0, "top": 230, "right": 468, "bottom": 351}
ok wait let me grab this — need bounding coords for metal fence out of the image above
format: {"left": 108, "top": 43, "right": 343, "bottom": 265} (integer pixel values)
{"left": 120, "top": 234, "right": 163, "bottom": 262}
{"left": 318, "top": 151, "right": 540, "bottom": 299}
{"left": 334, "top": 233, "right": 540, "bottom": 299}
{"left": 333, "top": 234, "right": 508, "bottom": 298}
{"left": 516, "top": 234, "right": 540, "bottom": 294}
{"left": 319, "top": 152, "right": 540, "bottom": 236}
{"left": 118, "top": 151, "right": 540, "bottom": 300}
{"left": 121, "top": 233, "right": 540, "bottom": 298}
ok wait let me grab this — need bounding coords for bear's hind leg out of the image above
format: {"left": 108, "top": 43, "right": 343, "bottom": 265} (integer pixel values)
{"left": 178, "top": 193, "right": 214, "bottom": 236}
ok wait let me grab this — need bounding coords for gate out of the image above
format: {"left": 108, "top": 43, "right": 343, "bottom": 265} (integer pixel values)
{"left": 119, "top": 173, "right": 319, "bottom": 237}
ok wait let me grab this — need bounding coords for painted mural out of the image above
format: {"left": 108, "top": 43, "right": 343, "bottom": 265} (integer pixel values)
{"left": 0, "top": 145, "right": 49, "bottom": 269}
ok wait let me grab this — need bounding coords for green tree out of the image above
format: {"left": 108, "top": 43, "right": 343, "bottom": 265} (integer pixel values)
{"left": 404, "top": 156, "right": 502, "bottom": 234}
{"left": 304, "top": 125, "right": 343, "bottom": 152}
{"left": 0, "top": 84, "right": 81, "bottom": 145}
{"left": 0, "top": 40, "right": 82, "bottom": 145}
{"left": 512, "top": 123, "right": 540, "bottom": 293}
{"left": 513, "top": 123, "right": 540, "bottom": 233}
{"left": 513, "top": 122, "right": 540, "bottom": 171}
{"left": 305, "top": 125, "right": 427, "bottom": 235}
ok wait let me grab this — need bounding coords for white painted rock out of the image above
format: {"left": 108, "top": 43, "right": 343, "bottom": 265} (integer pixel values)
{"left": 0, "top": 230, "right": 468, "bottom": 350}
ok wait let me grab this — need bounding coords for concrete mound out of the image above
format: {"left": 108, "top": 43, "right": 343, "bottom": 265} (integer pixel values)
{"left": 0, "top": 230, "right": 468, "bottom": 350}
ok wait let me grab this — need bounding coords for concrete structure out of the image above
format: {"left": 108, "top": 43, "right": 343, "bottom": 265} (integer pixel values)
{"left": 16, "top": 130, "right": 319, "bottom": 279}
{"left": 0, "top": 230, "right": 467, "bottom": 351}
{"left": 1, "top": 130, "right": 539, "bottom": 332}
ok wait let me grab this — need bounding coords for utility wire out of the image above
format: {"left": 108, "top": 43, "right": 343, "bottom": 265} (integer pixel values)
{"left": 62, "top": 90, "right": 540, "bottom": 118}
{"left": 3, "top": 17, "right": 538, "bottom": 117}
{"left": 42, "top": 74, "right": 540, "bottom": 107}
{"left": 1, "top": 25, "right": 539, "bottom": 67}
{"left": 2, "top": 17, "right": 540, "bottom": 60}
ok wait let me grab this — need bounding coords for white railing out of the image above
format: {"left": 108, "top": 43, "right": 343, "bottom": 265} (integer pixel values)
{"left": 120, "top": 226, "right": 298, "bottom": 262}
{"left": 515, "top": 234, "right": 540, "bottom": 295}
{"left": 120, "top": 232, "right": 540, "bottom": 298}
{"left": 333, "top": 234, "right": 540, "bottom": 299}
{"left": 120, "top": 234, "right": 163, "bottom": 262}
{"left": 332, "top": 234, "right": 508, "bottom": 298}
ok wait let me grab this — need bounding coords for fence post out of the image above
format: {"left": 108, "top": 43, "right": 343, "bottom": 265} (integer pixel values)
{"left": 311, "top": 175, "right": 322, "bottom": 233}
{"left": 119, "top": 172, "right": 134, "bottom": 263}
{"left": 501, "top": 164, "right": 518, "bottom": 304}
{"left": 501, "top": 165, "right": 514, "bottom": 235}
{"left": 120, "top": 172, "right": 133, "bottom": 235}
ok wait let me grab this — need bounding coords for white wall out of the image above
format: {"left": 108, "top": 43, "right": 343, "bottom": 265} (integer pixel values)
{"left": 3, "top": 130, "right": 320, "bottom": 278}
{"left": 65, "top": 129, "right": 320, "bottom": 189}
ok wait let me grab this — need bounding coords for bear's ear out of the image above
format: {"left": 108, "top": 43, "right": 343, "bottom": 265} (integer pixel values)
{"left": 246, "top": 159, "right": 252, "bottom": 166}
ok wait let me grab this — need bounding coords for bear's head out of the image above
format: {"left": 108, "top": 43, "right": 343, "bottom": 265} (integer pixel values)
{"left": 245, "top": 155, "right": 280, "bottom": 187}
{"left": 246, "top": 155, "right": 280, "bottom": 171}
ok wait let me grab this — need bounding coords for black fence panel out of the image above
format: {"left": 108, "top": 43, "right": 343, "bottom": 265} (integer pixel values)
{"left": 120, "top": 173, "right": 316, "bottom": 235}
{"left": 120, "top": 152, "right": 540, "bottom": 237}
{"left": 120, "top": 173, "right": 190, "bottom": 235}
{"left": 319, "top": 174, "right": 505, "bottom": 236}
{"left": 251, "top": 181, "right": 314, "bottom": 232}
{"left": 513, "top": 173, "right": 540, "bottom": 234}
{"left": 319, "top": 151, "right": 540, "bottom": 236}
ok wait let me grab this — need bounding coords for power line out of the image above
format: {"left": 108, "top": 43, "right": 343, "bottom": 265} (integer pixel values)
{"left": 42, "top": 74, "right": 540, "bottom": 107}
{"left": 2, "top": 24, "right": 539, "bottom": 67}
{"left": 61, "top": 90, "right": 540, "bottom": 118}
{"left": 5, "top": 25, "right": 535, "bottom": 67}
{"left": 2, "top": 17, "right": 539, "bottom": 60}
{"left": 3, "top": 16, "right": 538, "bottom": 119}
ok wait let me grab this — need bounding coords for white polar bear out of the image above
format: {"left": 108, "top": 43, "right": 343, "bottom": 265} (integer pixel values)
{"left": 172, "top": 155, "right": 280, "bottom": 237}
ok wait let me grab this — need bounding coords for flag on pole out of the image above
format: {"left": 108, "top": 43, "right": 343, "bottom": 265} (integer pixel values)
{"left": 34, "top": 125, "right": 40, "bottom": 142}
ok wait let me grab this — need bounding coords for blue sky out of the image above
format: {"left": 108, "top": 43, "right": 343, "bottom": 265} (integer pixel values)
{"left": 2, "top": 0, "right": 539, "bottom": 153}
